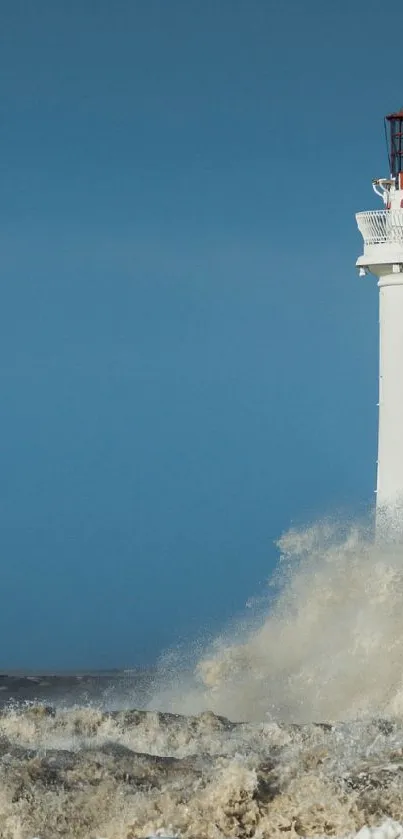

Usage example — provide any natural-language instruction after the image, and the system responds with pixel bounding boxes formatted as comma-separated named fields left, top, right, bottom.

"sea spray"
left=149, top=520, right=403, bottom=723
left=4, top=520, right=403, bottom=836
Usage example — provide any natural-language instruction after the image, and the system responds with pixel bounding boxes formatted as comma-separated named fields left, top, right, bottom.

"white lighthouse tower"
left=356, top=109, right=403, bottom=536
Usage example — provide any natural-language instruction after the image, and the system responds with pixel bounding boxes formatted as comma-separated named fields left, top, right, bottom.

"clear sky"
left=0, top=0, right=400, bottom=670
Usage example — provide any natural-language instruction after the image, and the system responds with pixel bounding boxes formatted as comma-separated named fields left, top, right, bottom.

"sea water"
left=4, top=520, right=403, bottom=838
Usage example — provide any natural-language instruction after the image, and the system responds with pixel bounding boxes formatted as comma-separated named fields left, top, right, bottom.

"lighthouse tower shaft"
left=356, top=110, right=403, bottom=534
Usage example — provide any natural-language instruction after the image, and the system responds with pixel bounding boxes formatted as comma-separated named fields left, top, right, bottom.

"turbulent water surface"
left=4, top=522, right=403, bottom=839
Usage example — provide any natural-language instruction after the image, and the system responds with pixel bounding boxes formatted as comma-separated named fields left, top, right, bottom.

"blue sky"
left=0, top=0, right=400, bottom=669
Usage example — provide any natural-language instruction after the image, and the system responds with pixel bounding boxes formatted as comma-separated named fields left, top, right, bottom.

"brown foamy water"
left=1, top=704, right=403, bottom=838
left=5, top=521, right=403, bottom=838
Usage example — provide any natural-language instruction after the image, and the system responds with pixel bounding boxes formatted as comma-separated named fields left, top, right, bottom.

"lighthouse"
left=356, top=110, right=403, bottom=536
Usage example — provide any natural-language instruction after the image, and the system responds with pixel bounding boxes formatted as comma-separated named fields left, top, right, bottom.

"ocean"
left=3, top=521, right=403, bottom=839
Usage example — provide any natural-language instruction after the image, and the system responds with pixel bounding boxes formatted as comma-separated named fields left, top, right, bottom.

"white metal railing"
left=356, top=209, right=403, bottom=245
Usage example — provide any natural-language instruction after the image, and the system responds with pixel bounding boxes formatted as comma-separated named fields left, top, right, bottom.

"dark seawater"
left=0, top=669, right=154, bottom=710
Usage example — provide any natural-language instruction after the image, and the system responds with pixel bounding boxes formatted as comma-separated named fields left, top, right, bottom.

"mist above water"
left=150, top=519, right=403, bottom=723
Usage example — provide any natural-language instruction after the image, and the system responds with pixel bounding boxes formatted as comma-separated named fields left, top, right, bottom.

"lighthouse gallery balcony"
left=356, top=209, right=403, bottom=245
